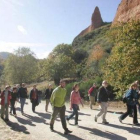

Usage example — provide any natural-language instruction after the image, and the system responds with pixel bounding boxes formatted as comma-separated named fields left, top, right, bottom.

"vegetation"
left=0, top=21, right=140, bottom=101
left=3, top=47, right=38, bottom=84
left=103, top=20, right=140, bottom=98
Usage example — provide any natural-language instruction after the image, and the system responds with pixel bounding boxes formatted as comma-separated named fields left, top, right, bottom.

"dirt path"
left=0, top=100, right=140, bottom=140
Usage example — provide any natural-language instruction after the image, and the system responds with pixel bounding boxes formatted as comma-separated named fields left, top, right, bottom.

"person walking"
left=50, top=80, right=72, bottom=135
left=95, top=80, right=109, bottom=124
left=18, top=83, right=28, bottom=114
left=10, top=87, right=18, bottom=116
left=66, top=84, right=84, bottom=126
left=30, top=85, right=39, bottom=113
left=0, top=85, right=11, bottom=121
left=45, top=84, right=53, bottom=112
left=88, top=83, right=97, bottom=109
left=119, top=83, right=139, bottom=125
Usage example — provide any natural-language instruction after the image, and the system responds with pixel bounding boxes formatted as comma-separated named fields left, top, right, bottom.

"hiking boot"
left=50, top=125, right=54, bottom=132
left=5, top=119, right=9, bottom=122
left=118, top=117, right=122, bottom=123
left=64, top=129, right=72, bottom=135
left=133, top=123, right=140, bottom=126
left=102, top=121, right=109, bottom=125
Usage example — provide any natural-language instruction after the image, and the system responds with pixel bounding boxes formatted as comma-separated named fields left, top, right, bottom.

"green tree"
left=4, top=47, right=38, bottom=84
left=39, top=44, right=76, bottom=85
left=103, top=20, right=140, bottom=98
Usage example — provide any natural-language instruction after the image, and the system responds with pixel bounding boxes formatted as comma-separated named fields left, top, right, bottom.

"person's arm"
left=70, top=91, right=74, bottom=110
left=29, top=90, right=32, bottom=100
left=97, top=88, right=102, bottom=103
left=78, top=92, right=84, bottom=107
left=50, top=89, right=57, bottom=106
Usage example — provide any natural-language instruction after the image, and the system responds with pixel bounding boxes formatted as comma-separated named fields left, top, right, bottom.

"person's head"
left=60, top=80, right=66, bottom=88
left=33, top=85, right=36, bottom=89
left=130, top=83, right=137, bottom=90
left=16, top=84, right=20, bottom=88
left=13, top=87, right=17, bottom=93
left=73, top=84, right=79, bottom=92
left=48, top=84, right=52, bottom=89
left=102, top=80, right=108, bottom=88
left=93, top=83, right=96, bottom=88
left=135, top=80, right=139, bottom=86
left=22, top=83, right=25, bottom=87
left=5, top=85, right=10, bottom=90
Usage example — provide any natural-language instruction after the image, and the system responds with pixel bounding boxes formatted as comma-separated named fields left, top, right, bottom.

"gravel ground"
left=0, top=100, right=140, bottom=140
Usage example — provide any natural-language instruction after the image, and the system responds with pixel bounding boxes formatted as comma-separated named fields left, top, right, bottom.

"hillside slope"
left=72, top=24, right=113, bottom=53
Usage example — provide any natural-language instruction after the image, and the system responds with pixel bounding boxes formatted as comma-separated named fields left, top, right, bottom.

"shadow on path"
left=6, top=121, right=30, bottom=134
left=106, top=123, right=140, bottom=135
left=66, top=110, right=91, bottom=116
left=52, top=130, right=84, bottom=140
left=16, top=116, right=36, bottom=126
left=35, top=112, right=51, bottom=120
left=79, top=126, right=127, bottom=140
left=22, top=113, right=48, bottom=125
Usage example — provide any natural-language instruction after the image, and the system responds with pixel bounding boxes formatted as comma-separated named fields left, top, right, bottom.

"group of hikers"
left=0, top=79, right=140, bottom=135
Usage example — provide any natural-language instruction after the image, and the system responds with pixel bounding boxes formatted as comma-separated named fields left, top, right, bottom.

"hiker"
left=119, top=83, right=139, bottom=125
left=88, top=83, right=97, bottom=109
left=44, top=84, right=53, bottom=112
left=10, top=87, right=18, bottom=116
left=0, top=85, right=11, bottom=121
left=95, top=80, right=109, bottom=124
left=50, top=80, right=72, bottom=135
left=18, top=83, right=28, bottom=114
left=66, top=84, right=84, bottom=126
left=135, top=80, right=140, bottom=114
left=30, top=85, right=39, bottom=113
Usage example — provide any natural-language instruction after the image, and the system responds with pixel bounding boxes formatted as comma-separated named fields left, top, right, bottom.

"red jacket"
left=88, top=87, right=94, bottom=95
left=0, top=90, right=11, bottom=105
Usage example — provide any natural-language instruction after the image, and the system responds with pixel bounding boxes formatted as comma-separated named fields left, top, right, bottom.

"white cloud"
left=0, top=41, right=54, bottom=59
left=17, top=25, right=27, bottom=35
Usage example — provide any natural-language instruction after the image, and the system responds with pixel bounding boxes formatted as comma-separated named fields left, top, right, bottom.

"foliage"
left=40, top=44, right=77, bottom=85
left=103, top=20, right=140, bottom=98
left=4, top=47, right=38, bottom=84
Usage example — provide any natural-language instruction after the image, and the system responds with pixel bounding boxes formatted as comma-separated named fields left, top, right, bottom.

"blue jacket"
left=125, top=89, right=139, bottom=106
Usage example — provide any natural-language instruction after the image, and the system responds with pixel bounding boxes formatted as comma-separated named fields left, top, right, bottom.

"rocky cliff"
left=113, top=0, right=140, bottom=25
left=78, top=6, right=103, bottom=37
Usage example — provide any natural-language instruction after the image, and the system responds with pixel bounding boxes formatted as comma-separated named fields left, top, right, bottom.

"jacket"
left=50, top=86, right=66, bottom=107
left=18, top=87, right=28, bottom=98
left=45, top=88, right=53, bottom=99
left=11, top=92, right=18, bottom=101
left=88, top=87, right=97, bottom=97
left=30, top=89, right=38, bottom=100
left=0, top=90, right=11, bottom=105
left=97, top=86, right=109, bottom=103
left=70, top=91, right=82, bottom=108
left=125, top=89, right=139, bottom=106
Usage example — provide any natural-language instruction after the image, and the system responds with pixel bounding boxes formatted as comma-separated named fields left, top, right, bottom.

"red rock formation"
left=78, top=7, right=103, bottom=37
left=113, top=0, right=140, bottom=25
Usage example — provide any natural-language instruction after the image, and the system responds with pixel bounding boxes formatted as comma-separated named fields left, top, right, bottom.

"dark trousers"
left=120, top=104, right=138, bottom=124
left=10, top=100, right=16, bottom=115
left=50, top=105, right=67, bottom=131
left=67, top=104, right=79, bottom=124
left=32, top=99, right=37, bottom=112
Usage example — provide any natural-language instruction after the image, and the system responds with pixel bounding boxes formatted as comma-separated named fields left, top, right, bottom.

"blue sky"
left=0, top=0, right=121, bottom=59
